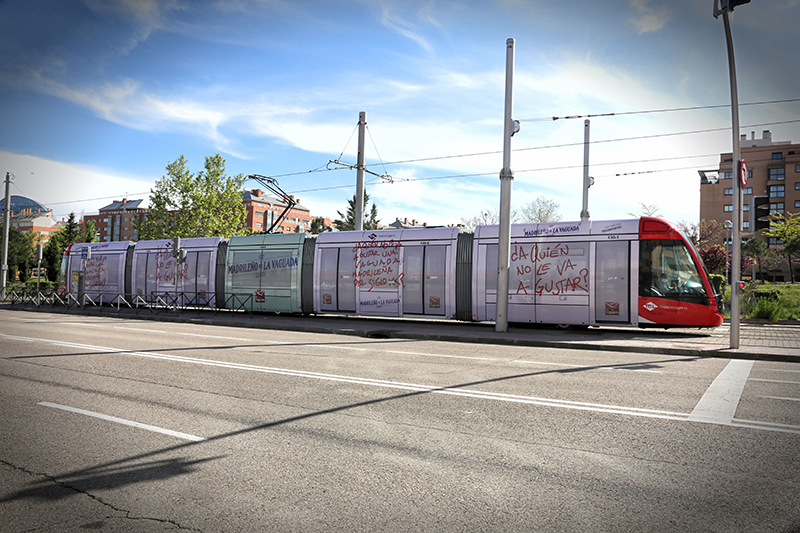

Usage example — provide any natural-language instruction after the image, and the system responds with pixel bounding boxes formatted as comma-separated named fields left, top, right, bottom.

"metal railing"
left=1, top=289, right=257, bottom=316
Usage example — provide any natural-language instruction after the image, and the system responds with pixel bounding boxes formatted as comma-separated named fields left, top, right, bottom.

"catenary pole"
left=1, top=172, right=11, bottom=298
left=496, top=38, right=516, bottom=333
left=355, top=111, right=366, bottom=231
left=580, top=119, right=590, bottom=221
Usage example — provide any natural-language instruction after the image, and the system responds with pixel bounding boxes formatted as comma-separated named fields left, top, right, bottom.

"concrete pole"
left=722, top=8, right=741, bottom=349
left=496, top=38, right=516, bottom=333
left=580, top=119, right=590, bottom=221
left=355, top=111, right=366, bottom=231
left=1, top=172, right=11, bottom=298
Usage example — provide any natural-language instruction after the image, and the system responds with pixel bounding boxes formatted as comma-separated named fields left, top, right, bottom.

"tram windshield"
left=639, top=240, right=710, bottom=305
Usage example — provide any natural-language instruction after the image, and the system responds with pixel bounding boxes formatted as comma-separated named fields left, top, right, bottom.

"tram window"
left=639, top=240, right=709, bottom=305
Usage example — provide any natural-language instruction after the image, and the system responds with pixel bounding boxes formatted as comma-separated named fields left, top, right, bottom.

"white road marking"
left=38, top=402, right=205, bottom=442
left=689, top=359, right=754, bottom=424
left=113, top=326, right=169, bottom=333
left=758, top=396, right=800, bottom=402
left=387, top=350, right=496, bottom=361
left=750, top=378, right=800, bottom=385
left=7, top=334, right=798, bottom=435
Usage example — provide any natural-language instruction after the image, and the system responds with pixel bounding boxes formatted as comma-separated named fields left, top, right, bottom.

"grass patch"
left=728, top=282, right=800, bottom=320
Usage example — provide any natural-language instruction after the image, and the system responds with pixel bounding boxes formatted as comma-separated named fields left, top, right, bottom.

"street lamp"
left=723, top=219, right=733, bottom=284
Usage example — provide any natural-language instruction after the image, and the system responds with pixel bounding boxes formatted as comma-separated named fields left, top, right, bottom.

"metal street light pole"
left=1, top=172, right=11, bottom=299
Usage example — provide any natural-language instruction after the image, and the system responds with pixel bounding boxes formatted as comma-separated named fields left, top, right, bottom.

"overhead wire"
left=519, top=97, right=800, bottom=122
left=40, top=101, right=800, bottom=209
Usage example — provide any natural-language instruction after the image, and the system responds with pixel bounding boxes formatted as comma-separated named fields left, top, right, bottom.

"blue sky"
left=1, top=0, right=799, bottom=227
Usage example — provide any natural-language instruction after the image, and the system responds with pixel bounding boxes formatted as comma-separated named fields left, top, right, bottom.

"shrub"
left=708, top=274, right=725, bottom=296
left=750, top=298, right=782, bottom=320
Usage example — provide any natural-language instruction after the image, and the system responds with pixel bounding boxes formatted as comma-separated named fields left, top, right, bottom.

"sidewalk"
left=4, top=303, right=799, bottom=363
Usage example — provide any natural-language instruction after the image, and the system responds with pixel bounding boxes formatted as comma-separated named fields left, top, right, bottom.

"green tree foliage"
left=1, top=225, right=34, bottom=283
left=333, top=192, right=380, bottom=231
left=765, top=212, right=800, bottom=283
left=742, top=237, right=767, bottom=280
left=41, top=213, right=96, bottom=283
left=310, top=217, right=331, bottom=234
left=519, top=196, right=563, bottom=223
left=136, top=154, right=247, bottom=240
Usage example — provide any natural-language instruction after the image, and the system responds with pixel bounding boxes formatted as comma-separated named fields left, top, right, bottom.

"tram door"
left=402, top=245, right=447, bottom=316
left=318, top=247, right=356, bottom=312
left=595, top=240, right=630, bottom=322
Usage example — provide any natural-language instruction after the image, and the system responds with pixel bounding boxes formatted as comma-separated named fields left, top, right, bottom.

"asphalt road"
left=1, top=309, right=799, bottom=532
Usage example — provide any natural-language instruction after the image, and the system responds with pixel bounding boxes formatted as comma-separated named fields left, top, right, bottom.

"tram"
left=59, top=217, right=723, bottom=328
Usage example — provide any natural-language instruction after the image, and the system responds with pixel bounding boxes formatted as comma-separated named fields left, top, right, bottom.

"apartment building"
left=242, top=189, right=314, bottom=234
left=83, top=198, right=148, bottom=242
left=699, top=130, right=800, bottom=280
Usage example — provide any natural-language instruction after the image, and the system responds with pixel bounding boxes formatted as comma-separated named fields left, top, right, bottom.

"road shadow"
left=1, top=456, right=220, bottom=503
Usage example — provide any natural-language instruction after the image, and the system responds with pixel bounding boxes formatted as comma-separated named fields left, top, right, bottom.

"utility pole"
left=496, top=38, right=518, bottom=333
left=715, top=0, right=749, bottom=349
left=580, top=119, right=591, bottom=221
left=1, top=172, right=11, bottom=299
left=355, top=111, right=366, bottom=231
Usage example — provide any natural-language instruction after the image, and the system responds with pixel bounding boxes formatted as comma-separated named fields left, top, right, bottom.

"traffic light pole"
left=719, top=3, right=742, bottom=349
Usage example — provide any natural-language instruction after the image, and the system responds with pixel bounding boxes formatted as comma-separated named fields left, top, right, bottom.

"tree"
left=519, top=196, right=563, bottom=223
left=785, top=235, right=800, bottom=283
left=700, top=245, right=728, bottom=274
left=136, top=154, right=247, bottom=240
left=765, top=212, right=800, bottom=283
left=628, top=202, right=662, bottom=218
left=310, top=217, right=331, bottom=234
left=460, top=208, right=519, bottom=231
left=0, top=225, right=34, bottom=283
left=333, top=192, right=380, bottom=231
left=742, top=237, right=767, bottom=280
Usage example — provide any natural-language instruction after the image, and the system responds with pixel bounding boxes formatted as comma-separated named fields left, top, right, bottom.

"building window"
left=743, top=187, right=752, bottom=195
left=772, top=152, right=783, bottom=159
left=795, top=182, right=800, bottom=190
left=724, top=158, right=732, bottom=163
left=770, top=202, right=785, bottom=214
left=795, top=164, right=800, bottom=173
left=743, top=221, right=749, bottom=230
left=724, top=188, right=733, bottom=196
left=723, top=205, right=733, bottom=212
left=723, top=171, right=732, bottom=180
left=743, top=204, right=749, bottom=212
left=256, top=222, right=262, bottom=228
left=256, top=211, right=264, bottom=217
left=796, top=200, right=800, bottom=208
left=768, top=168, right=785, bottom=181
left=768, top=185, right=785, bottom=198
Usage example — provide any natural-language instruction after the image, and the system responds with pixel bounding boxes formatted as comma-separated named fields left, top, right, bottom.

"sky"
left=1, top=0, right=799, bottom=228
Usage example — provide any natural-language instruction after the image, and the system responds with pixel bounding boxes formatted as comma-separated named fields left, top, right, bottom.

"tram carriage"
left=59, top=217, right=723, bottom=328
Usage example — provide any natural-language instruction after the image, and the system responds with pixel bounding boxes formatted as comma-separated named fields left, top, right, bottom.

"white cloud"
left=0, top=151, right=154, bottom=219
left=628, top=0, right=670, bottom=34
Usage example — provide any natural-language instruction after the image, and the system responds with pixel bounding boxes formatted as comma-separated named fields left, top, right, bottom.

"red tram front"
left=637, top=217, right=723, bottom=327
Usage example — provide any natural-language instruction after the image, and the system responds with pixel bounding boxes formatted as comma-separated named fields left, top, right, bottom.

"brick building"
left=83, top=198, right=148, bottom=242
left=241, top=189, right=314, bottom=234
left=699, top=130, right=800, bottom=280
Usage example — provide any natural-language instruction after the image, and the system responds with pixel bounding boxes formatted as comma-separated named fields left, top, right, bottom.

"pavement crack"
left=0, top=459, right=202, bottom=532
